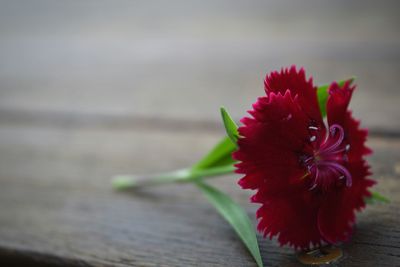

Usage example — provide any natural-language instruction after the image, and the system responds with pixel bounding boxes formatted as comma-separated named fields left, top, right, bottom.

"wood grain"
left=0, top=0, right=400, bottom=266
left=0, top=123, right=399, bottom=267
left=0, top=0, right=399, bottom=132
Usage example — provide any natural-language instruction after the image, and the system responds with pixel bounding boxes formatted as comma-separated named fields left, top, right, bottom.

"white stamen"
left=339, top=175, right=345, bottom=180
left=345, top=144, right=351, bottom=151
left=308, top=126, right=318, bottom=130
left=310, top=136, right=317, bottom=142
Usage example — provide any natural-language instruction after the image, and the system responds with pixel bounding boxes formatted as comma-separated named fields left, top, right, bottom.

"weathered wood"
left=0, top=122, right=399, bottom=267
left=1, top=0, right=400, bottom=266
left=0, top=0, right=399, bottom=132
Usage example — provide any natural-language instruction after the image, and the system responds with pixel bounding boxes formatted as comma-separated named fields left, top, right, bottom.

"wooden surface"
left=0, top=1, right=399, bottom=266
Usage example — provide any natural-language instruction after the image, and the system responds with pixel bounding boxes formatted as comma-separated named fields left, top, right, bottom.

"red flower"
left=233, top=66, right=375, bottom=250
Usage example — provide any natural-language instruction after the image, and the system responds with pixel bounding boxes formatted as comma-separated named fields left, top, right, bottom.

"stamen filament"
left=303, top=123, right=352, bottom=190
left=321, top=124, right=345, bottom=154
left=318, top=161, right=352, bottom=187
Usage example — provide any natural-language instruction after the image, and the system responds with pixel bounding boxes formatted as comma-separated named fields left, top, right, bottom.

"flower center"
left=303, top=124, right=352, bottom=191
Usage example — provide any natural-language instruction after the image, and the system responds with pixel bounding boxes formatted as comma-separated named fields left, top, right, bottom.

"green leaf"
left=191, top=107, right=239, bottom=171
left=317, top=77, right=355, bottom=118
left=191, top=164, right=235, bottom=178
left=112, top=132, right=239, bottom=190
left=220, top=107, right=240, bottom=145
left=365, top=191, right=390, bottom=204
left=196, top=181, right=263, bottom=267
left=112, top=165, right=235, bottom=190
left=114, top=107, right=240, bottom=188
left=192, top=136, right=237, bottom=170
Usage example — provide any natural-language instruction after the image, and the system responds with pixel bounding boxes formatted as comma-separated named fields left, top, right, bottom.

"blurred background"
left=1, top=0, right=399, bottom=132
left=1, top=1, right=400, bottom=266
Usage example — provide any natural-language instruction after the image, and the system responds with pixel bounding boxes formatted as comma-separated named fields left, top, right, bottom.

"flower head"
left=233, top=66, right=375, bottom=250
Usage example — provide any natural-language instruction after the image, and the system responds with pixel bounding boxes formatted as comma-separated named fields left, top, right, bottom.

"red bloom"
left=233, top=66, right=375, bottom=250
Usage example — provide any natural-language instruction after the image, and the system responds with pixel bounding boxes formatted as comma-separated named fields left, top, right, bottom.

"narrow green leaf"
left=365, top=191, right=390, bottom=204
left=317, top=77, right=355, bottom=118
left=191, top=107, right=239, bottom=171
left=196, top=181, right=263, bottom=267
left=220, top=107, right=240, bottom=145
left=112, top=165, right=236, bottom=190
left=191, top=164, right=235, bottom=178
left=192, top=136, right=237, bottom=170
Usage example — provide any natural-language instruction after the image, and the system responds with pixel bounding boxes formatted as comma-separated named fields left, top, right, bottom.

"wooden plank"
left=0, top=1, right=399, bottom=266
left=0, top=0, right=399, bottom=132
left=0, top=123, right=399, bottom=266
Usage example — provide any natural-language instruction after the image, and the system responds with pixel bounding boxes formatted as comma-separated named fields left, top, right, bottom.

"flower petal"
left=344, top=111, right=372, bottom=162
left=264, top=65, right=323, bottom=128
left=234, top=90, right=311, bottom=190
left=237, top=67, right=375, bottom=250
left=317, top=161, right=375, bottom=244
left=234, top=90, right=324, bottom=249
left=327, top=81, right=354, bottom=127
left=327, top=82, right=371, bottom=162
left=256, top=191, right=322, bottom=250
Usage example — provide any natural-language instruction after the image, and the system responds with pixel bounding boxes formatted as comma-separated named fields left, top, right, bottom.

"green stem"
left=192, top=164, right=235, bottom=178
left=112, top=164, right=235, bottom=190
